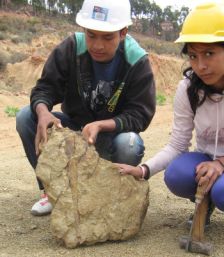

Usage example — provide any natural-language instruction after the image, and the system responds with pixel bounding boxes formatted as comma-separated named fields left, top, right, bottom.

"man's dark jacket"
left=31, top=33, right=156, bottom=133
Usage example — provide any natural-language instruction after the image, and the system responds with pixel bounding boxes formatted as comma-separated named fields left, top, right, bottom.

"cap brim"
left=76, top=15, right=132, bottom=32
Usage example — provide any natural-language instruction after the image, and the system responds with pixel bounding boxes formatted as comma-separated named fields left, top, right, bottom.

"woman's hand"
left=115, top=163, right=143, bottom=180
left=195, top=160, right=224, bottom=193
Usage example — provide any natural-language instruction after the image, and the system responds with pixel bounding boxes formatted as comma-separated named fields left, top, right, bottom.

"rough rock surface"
left=36, top=128, right=149, bottom=248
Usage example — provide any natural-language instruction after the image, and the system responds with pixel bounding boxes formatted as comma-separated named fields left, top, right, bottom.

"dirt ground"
left=0, top=92, right=223, bottom=257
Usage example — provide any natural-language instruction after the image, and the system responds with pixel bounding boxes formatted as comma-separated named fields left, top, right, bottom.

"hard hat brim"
left=175, top=34, right=224, bottom=43
left=76, top=14, right=132, bottom=32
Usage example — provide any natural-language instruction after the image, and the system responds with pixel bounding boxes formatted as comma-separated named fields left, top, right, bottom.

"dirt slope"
left=2, top=52, right=184, bottom=95
left=0, top=10, right=184, bottom=96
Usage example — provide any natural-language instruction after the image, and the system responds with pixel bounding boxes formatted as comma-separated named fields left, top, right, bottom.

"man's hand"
left=195, top=160, right=224, bottom=193
left=35, top=103, right=62, bottom=155
left=82, top=119, right=116, bottom=145
left=82, top=121, right=101, bottom=144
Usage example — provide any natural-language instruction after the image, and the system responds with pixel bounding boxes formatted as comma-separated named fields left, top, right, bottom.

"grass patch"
left=156, top=94, right=166, bottom=105
left=4, top=106, right=20, bottom=117
left=9, top=51, right=28, bottom=64
left=0, top=50, right=9, bottom=70
left=0, top=49, right=28, bottom=70
left=130, top=31, right=182, bottom=57
left=0, top=16, right=39, bottom=43
left=0, top=31, right=7, bottom=40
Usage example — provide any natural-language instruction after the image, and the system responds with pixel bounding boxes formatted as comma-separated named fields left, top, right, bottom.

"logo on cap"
left=92, top=6, right=109, bottom=22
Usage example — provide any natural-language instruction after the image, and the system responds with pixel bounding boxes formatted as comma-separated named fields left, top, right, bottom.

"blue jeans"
left=164, top=152, right=224, bottom=212
left=16, top=106, right=145, bottom=190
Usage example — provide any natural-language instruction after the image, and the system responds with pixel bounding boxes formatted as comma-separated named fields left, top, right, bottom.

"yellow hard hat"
left=175, top=2, right=224, bottom=43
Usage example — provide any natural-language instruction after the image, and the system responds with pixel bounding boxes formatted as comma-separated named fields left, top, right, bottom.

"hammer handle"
left=191, top=182, right=209, bottom=241
left=195, top=182, right=208, bottom=204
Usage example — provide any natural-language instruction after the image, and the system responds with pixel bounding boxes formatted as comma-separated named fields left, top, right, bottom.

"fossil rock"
left=36, top=127, right=149, bottom=248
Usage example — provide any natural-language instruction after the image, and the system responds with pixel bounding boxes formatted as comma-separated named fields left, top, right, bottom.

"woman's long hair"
left=182, top=42, right=224, bottom=114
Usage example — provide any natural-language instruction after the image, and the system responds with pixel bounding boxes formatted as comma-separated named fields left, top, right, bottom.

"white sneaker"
left=31, top=194, right=52, bottom=216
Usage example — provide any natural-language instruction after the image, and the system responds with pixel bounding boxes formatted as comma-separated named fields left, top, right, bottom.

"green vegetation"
left=0, top=0, right=187, bottom=57
left=156, top=94, right=166, bottom=105
left=0, top=13, right=182, bottom=58
left=0, top=14, right=73, bottom=70
left=0, top=16, right=38, bottom=43
left=0, top=50, right=9, bottom=70
left=134, top=34, right=182, bottom=56
left=0, top=14, right=73, bottom=43
left=0, top=49, right=28, bottom=71
left=4, top=106, right=20, bottom=117
left=0, top=0, right=190, bottom=42
left=0, top=31, right=7, bottom=40
left=130, top=1, right=190, bottom=42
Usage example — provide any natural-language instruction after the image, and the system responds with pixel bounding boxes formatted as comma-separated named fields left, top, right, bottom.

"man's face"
left=85, top=28, right=127, bottom=63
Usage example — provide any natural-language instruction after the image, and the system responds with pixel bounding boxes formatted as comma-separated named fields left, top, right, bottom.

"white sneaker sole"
left=31, top=209, right=52, bottom=216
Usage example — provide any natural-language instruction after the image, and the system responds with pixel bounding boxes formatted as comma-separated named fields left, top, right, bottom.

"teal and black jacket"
left=31, top=33, right=156, bottom=133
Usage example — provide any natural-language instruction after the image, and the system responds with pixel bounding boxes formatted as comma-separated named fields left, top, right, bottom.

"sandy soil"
left=0, top=93, right=223, bottom=257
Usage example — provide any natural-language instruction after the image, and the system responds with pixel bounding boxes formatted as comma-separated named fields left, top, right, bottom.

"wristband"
left=138, top=165, right=150, bottom=180
left=142, top=164, right=150, bottom=180
left=138, top=165, right=145, bottom=180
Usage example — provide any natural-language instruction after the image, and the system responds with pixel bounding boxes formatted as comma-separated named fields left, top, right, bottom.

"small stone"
left=30, top=225, right=38, bottom=230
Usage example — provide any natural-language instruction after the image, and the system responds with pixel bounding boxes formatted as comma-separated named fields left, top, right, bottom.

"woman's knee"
left=164, top=152, right=211, bottom=199
left=211, top=176, right=224, bottom=211
left=111, top=132, right=145, bottom=165
left=164, top=159, right=192, bottom=198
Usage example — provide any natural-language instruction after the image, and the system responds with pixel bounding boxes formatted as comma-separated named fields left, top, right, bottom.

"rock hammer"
left=179, top=182, right=213, bottom=255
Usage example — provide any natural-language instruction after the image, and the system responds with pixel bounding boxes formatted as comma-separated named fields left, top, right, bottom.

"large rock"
left=36, top=128, right=149, bottom=248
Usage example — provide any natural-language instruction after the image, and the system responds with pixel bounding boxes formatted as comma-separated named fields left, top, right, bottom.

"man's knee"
left=111, top=132, right=144, bottom=165
left=16, top=105, right=34, bottom=134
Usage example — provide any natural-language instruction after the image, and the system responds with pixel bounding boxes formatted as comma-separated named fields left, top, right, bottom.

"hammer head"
left=179, top=235, right=213, bottom=256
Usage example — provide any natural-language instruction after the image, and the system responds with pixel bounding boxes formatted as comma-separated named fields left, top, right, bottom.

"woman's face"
left=187, top=43, right=224, bottom=90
